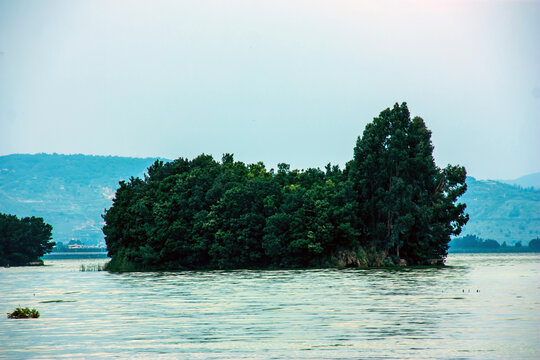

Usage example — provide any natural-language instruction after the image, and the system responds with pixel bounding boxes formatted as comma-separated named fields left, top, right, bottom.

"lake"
left=1, top=253, right=539, bottom=359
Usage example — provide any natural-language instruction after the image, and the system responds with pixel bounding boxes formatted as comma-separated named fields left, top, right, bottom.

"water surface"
left=1, top=254, right=539, bottom=359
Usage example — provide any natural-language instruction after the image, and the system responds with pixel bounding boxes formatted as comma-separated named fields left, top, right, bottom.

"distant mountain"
left=499, top=172, right=540, bottom=190
left=0, top=154, right=160, bottom=245
left=459, top=177, right=540, bottom=244
left=1, top=154, right=539, bottom=246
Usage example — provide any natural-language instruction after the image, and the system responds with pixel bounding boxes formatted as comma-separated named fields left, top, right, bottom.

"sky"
left=0, top=0, right=539, bottom=180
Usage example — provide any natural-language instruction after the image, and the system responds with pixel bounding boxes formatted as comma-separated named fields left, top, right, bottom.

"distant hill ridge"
left=0, top=153, right=161, bottom=245
left=460, top=176, right=540, bottom=243
left=498, top=172, right=540, bottom=190
left=1, top=153, right=538, bottom=245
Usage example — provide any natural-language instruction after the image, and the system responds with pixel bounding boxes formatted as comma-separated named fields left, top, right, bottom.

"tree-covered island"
left=103, top=103, right=469, bottom=271
left=0, top=213, right=55, bottom=266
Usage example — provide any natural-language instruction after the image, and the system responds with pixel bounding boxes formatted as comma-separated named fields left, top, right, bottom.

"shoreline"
left=448, top=248, right=540, bottom=254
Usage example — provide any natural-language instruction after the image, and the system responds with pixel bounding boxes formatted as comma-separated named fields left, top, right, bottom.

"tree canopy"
left=0, top=213, right=55, bottom=266
left=103, top=103, right=468, bottom=271
left=350, top=103, right=468, bottom=263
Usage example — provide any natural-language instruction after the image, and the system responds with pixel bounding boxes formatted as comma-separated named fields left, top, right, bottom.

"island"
left=0, top=213, right=55, bottom=266
left=103, top=103, right=469, bottom=271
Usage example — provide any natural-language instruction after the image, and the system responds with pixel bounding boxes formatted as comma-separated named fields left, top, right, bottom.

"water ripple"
left=1, top=254, right=539, bottom=359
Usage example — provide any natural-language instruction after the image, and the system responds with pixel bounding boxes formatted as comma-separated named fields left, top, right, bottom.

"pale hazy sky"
left=1, top=0, right=539, bottom=180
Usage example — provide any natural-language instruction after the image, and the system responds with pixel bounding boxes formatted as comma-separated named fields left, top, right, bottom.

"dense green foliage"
left=103, top=103, right=469, bottom=270
left=349, top=103, right=468, bottom=264
left=2, top=155, right=537, bottom=248
left=0, top=213, right=55, bottom=266
left=7, top=307, right=40, bottom=319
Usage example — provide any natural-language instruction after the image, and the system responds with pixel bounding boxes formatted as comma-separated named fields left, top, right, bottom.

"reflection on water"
left=1, top=254, right=539, bottom=359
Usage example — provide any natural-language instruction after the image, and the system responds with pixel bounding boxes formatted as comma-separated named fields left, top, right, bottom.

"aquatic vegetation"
left=7, top=307, right=40, bottom=319
left=80, top=263, right=105, bottom=271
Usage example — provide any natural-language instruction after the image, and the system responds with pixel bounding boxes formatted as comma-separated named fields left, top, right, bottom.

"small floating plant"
left=7, top=307, right=40, bottom=319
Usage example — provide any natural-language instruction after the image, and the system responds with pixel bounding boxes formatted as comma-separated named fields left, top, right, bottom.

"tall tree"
left=0, top=213, right=55, bottom=266
left=350, top=103, right=468, bottom=264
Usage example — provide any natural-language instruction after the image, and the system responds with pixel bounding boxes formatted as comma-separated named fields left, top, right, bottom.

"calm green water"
left=1, top=253, right=539, bottom=359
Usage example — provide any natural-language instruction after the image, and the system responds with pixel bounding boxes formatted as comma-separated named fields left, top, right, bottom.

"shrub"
left=7, top=307, right=40, bottom=319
